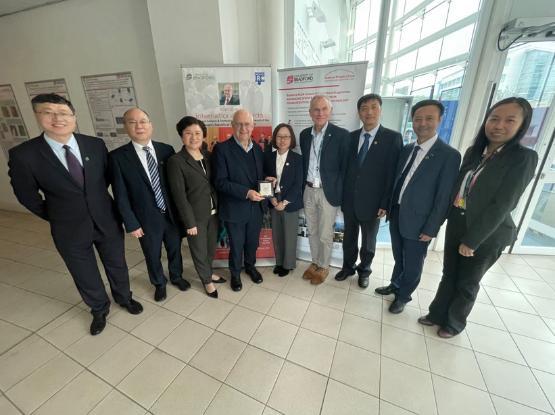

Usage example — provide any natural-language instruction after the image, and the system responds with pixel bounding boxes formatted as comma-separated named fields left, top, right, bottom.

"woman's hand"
left=270, top=197, right=278, bottom=207
left=275, top=202, right=286, bottom=211
left=187, top=227, right=198, bottom=236
left=458, top=243, right=474, bottom=257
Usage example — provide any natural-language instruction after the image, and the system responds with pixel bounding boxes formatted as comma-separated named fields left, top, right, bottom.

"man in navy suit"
left=213, top=109, right=265, bottom=291
left=110, top=108, right=190, bottom=302
left=375, top=100, right=461, bottom=314
left=337, top=94, right=403, bottom=288
left=8, top=94, right=143, bottom=336
left=300, top=95, right=350, bottom=284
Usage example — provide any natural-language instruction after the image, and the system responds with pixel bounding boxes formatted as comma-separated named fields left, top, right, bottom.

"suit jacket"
left=263, top=150, right=304, bottom=212
left=342, top=126, right=403, bottom=220
left=299, top=122, right=350, bottom=206
left=454, top=144, right=538, bottom=250
left=391, top=138, right=461, bottom=240
left=8, top=133, right=122, bottom=243
left=109, top=140, right=176, bottom=234
left=166, top=148, right=218, bottom=230
left=213, top=137, right=264, bottom=223
left=220, top=95, right=240, bottom=105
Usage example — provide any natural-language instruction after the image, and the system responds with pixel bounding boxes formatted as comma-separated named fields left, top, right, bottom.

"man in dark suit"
left=300, top=95, right=350, bottom=284
left=375, top=100, right=461, bottom=314
left=213, top=109, right=265, bottom=291
left=8, top=94, right=143, bottom=336
left=110, top=108, right=190, bottom=302
left=220, top=84, right=240, bottom=106
left=337, top=94, right=403, bottom=288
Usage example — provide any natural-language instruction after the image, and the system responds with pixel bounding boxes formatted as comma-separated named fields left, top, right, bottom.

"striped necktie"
left=143, top=147, right=166, bottom=211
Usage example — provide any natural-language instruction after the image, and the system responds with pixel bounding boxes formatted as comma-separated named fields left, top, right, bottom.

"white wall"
left=0, top=0, right=166, bottom=211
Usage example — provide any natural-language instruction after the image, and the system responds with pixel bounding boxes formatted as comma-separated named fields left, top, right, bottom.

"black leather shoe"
left=278, top=268, right=289, bottom=277
left=212, top=276, right=227, bottom=284
left=121, top=298, right=143, bottom=314
left=438, top=326, right=458, bottom=338
left=204, top=284, right=218, bottom=299
left=90, top=311, right=108, bottom=336
left=273, top=265, right=283, bottom=274
left=154, top=285, right=167, bottom=302
left=246, top=267, right=263, bottom=284
left=418, top=315, right=435, bottom=326
left=389, top=299, right=406, bottom=314
left=335, top=269, right=355, bottom=281
left=171, top=278, right=191, bottom=291
left=231, top=276, right=243, bottom=292
left=358, top=276, right=369, bottom=288
left=375, top=284, right=397, bottom=295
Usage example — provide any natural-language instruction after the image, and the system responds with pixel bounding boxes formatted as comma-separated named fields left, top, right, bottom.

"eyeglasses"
left=35, top=110, right=74, bottom=120
left=276, top=135, right=292, bottom=139
left=233, top=123, right=253, bottom=128
left=125, top=120, right=150, bottom=127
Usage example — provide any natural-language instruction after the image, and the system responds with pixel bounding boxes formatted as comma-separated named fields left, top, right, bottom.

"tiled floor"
left=0, top=209, right=554, bottom=415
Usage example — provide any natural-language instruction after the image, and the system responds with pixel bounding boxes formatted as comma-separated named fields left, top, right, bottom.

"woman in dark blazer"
left=167, top=116, right=225, bottom=298
left=264, top=123, right=304, bottom=276
left=419, top=97, right=538, bottom=338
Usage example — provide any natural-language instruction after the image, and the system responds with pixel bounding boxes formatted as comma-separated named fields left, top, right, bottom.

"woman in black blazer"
left=167, top=116, right=225, bottom=298
left=264, top=123, right=304, bottom=276
left=419, top=97, right=538, bottom=338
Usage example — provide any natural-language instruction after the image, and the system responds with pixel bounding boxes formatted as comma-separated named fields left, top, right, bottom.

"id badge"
left=312, top=177, right=321, bottom=188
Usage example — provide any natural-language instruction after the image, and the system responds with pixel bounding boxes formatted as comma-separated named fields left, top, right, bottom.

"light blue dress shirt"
left=44, top=133, right=83, bottom=170
left=306, top=122, right=328, bottom=183
left=233, top=136, right=254, bottom=152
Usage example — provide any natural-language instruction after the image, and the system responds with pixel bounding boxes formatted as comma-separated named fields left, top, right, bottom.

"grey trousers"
left=303, top=186, right=339, bottom=268
left=187, top=214, right=218, bottom=284
left=271, top=208, right=299, bottom=270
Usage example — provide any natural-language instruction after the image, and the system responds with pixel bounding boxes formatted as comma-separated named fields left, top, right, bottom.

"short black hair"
left=31, top=93, right=75, bottom=114
left=357, top=93, right=382, bottom=110
left=411, top=99, right=444, bottom=118
left=176, top=115, right=207, bottom=138
left=271, top=123, right=297, bottom=150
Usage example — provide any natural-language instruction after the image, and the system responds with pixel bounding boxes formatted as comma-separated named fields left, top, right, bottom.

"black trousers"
left=54, top=222, right=131, bottom=315
left=389, top=205, right=430, bottom=303
left=139, top=211, right=183, bottom=287
left=428, top=208, right=504, bottom=333
left=188, top=214, right=218, bottom=284
left=225, top=206, right=262, bottom=277
left=342, top=212, right=380, bottom=277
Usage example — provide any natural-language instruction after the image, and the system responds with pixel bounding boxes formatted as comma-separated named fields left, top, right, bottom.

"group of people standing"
left=8, top=92, right=537, bottom=339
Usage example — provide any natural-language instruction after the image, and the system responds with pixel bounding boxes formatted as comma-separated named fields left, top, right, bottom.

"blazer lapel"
left=320, top=124, right=333, bottom=155
left=182, top=149, right=209, bottom=182
left=124, top=142, right=151, bottom=188
left=409, top=139, right=442, bottom=184
left=38, top=135, right=82, bottom=189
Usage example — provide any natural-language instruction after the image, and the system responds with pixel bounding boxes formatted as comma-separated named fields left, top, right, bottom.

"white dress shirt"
left=307, top=122, right=328, bottom=185
left=44, top=133, right=83, bottom=169
left=132, top=140, right=157, bottom=183
left=398, top=134, right=438, bottom=203
left=275, top=150, right=288, bottom=193
left=357, top=124, right=380, bottom=152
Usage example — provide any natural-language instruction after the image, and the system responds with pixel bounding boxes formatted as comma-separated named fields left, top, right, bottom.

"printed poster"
left=277, top=62, right=367, bottom=266
left=0, top=84, right=29, bottom=159
left=182, top=65, right=274, bottom=264
left=81, top=72, right=138, bottom=151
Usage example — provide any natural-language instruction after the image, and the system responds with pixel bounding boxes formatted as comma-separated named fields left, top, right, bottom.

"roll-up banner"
left=277, top=61, right=368, bottom=266
left=182, top=65, right=274, bottom=265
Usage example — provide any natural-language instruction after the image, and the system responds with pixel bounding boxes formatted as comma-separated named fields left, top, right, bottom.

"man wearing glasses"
left=109, top=108, right=189, bottom=302
left=8, top=93, right=143, bottom=336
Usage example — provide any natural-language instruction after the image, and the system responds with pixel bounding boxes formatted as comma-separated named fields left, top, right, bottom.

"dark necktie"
left=63, top=145, right=84, bottom=188
left=357, top=133, right=371, bottom=167
left=143, top=147, right=166, bottom=211
left=392, top=145, right=421, bottom=204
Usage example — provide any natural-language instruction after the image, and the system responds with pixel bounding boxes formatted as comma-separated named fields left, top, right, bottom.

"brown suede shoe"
left=303, top=263, right=318, bottom=280
left=310, top=267, right=329, bottom=285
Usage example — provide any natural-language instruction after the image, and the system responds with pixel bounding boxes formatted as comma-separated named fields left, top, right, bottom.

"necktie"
left=392, top=145, right=421, bottom=204
left=63, top=145, right=84, bottom=188
left=143, top=147, right=166, bottom=211
left=357, top=133, right=371, bottom=167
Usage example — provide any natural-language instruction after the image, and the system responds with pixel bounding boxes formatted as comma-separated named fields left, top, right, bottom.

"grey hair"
left=309, top=95, right=333, bottom=110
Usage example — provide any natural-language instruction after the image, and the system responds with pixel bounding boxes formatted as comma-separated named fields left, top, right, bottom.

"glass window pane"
left=411, top=86, right=433, bottom=102
left=368, top=0, right=381, bottom=35
left=396, top=50, right=418, bottom=76
left=404, top=0, right=425, bottom=14
left=394, top=0, right=406, bottom=20
left=447, top=0, right=481, bottom=26
left=440, top=24, right=475, bottom=60
left=352, top=47, right=366, bottom=62
left=416, top=39, right=442, bottom=69
left=354, top=0, right=370, bottom=43
left=389, top=27, right=402, bottom=53
left=399, top=17, right=423, bottom=50
left=413, top=72, right=436, bottom=90
left=393, top=79, right=412, bottom=95
left=366, top=41, right=376, bottom=63
left=421, top=2, right=449, bottom=39
left=366, top=66, right=374, bottom=87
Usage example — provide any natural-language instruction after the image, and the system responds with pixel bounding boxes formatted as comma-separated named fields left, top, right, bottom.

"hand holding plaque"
left=258, top=180, right=274, bottom=198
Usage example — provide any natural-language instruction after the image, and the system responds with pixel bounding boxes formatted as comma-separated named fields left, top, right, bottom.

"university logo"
left=286, top=73, right=314, bottom=85
left=254, top=72, right=265, bottom=85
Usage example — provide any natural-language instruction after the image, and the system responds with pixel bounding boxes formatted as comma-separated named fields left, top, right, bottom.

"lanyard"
left=462, top=150, right=498, bottom=200
left=311, top=134, right=323, bottom=172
